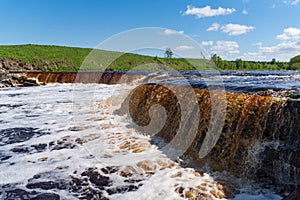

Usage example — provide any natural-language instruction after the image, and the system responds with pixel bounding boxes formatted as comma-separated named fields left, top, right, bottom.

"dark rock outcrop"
left=0, top=58, right=68, bottom=72
left=31, top=193, right=60, bottom=200
left=0, top=74, right=40, bottom=87
left=0, top=58, right=33, bottom=72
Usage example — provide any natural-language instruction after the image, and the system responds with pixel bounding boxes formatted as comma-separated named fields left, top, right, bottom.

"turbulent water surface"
left=1, top=70, right=299, bottom=200
left=182, top=70, right=300, bottom=93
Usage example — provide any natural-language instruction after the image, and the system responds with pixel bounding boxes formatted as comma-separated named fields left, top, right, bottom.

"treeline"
left=290, top=55, right=300, bottom=69
left=211, top=54, right=298, bottom=70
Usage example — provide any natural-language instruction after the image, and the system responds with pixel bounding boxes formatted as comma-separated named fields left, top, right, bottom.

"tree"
left=165, top=48, right=173, bottom=62
left=235, top=59, right=243, bottom=69
left=270, top=58, right=276, bottom=65
left=211, top=54, right=218, bottom=64
left=211, top=54, right=224, bottom=69
left=164, top=48, right=173, bottom=64
left=290, top=55, right=300, bottom=70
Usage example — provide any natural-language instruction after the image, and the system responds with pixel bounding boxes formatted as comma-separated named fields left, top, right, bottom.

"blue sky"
left=0, top=0, right=299, bottom=61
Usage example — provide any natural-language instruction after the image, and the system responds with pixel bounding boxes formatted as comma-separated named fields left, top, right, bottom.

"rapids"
left=0, top=83, right=285, bottom=199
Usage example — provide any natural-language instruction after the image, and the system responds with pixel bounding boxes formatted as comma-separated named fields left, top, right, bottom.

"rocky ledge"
left=0, top=74, right=41, bottom=87
left=117, top=83, right=300, bottom=196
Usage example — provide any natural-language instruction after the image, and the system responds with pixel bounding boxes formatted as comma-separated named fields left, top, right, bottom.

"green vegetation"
left=211, top=54, right=292, bottom=70
left=290, top=55, right=300, bottom=70
left=0, top=44, right=92, bottom=71
left=0, top=44, right=208, bottom=71
left=0, top=44, right=298, bottom=72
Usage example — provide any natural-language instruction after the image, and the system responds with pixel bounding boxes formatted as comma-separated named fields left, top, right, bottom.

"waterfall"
left=118, top=83, right=300, bottom=192
left=25, top=71, right=300, bottom=193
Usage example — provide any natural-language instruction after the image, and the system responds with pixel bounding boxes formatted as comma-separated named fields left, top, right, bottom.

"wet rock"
left=70, top=167, right=144, bottom=199
left=0, top=127, right=38, bottom=146
left=4, top=188, right=37, bottom=199
left=120, top=166, right=138, bottom=178
left=81, top=168, right=111, bottom=187
left=106, top=185, right=140, bottom=195
left=0, top=153, right=12, bottom=161
left=10, top=146, right=31, bottom=153
left=26, top=181, right=61, bottom=190
left=70, top=170, right=110, bottom=200
left=31, top=143, right=48, bottom=152
left=49, top=138, right=76, bottom=151
left=32, top=193, right=60, bottom=200
left=288, top=90, right=300, bottom=99
left=77, top=191, right=108, bottom=200
left=33, top=174, right=41, bottom=179
left=75, top=137, right=84, bottom=144
left=137, top=160, right=157, bottom=172
left=101, top=166, right=119, bottom=174
left=0, top=74, right=40, bottom=87
left=284, top=188, right=300, bottom=200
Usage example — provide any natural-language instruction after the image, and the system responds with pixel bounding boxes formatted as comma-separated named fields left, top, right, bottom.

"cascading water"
left=1, top=70, right=299, bottom=199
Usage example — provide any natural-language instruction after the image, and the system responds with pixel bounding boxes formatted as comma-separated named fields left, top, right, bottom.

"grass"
left=0, top=44, right=92, bottom=71
left=0, top=44, right=216, bottom=72
left=3, top=44, right=295, bottom=71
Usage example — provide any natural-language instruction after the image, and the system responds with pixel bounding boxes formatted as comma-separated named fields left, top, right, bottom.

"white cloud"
left=242, top=9, right=248, bottom=15
left=240, top=52, right=267, bottom=61
left=211, top=41, right=240, bottom=59
left=242, top=42, right=300, bottom=61
left=201, top=41, right=214, bottom=46
left=207, top=23, right=220, bottom=31
left=183, top=5, right=236, bottom=18
left=283, top=0, right=299, bottom=5
left=221, top=23, right=255, bottom=36
left=272, top=0, right=299, bottom=8
left=241, top=28, right=300, bottom=61
left=277, top=27, right=300, bottom=41
left=163, top=29, right=184, bottom=36
left=174, top=45, right=195, bottom=51
left=252, top=42, right=263, bottom=46
left=259, top=42, right=300, bottom=54
left=256, top=41, right=300, bottom=61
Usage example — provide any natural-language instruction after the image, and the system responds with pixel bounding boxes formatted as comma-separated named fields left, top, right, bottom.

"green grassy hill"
left=0, top=44, right=296, bottom=72
left=0, top=44, right=212, bottom=72
left=0, top=44, right=96, bottom=71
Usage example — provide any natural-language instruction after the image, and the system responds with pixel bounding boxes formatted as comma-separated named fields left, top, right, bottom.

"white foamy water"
left=0, top=84, right=282, bottom=199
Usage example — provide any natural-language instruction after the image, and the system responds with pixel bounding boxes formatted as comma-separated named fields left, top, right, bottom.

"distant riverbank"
left=1, top=44, right=299, bottom=72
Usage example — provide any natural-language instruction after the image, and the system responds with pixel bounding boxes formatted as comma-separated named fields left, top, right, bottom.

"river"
left=1, top=70, right=299, bottom=199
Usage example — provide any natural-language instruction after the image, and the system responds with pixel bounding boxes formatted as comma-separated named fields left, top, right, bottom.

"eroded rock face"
left=0, top=58, right=67, bottom=72
left=118, top=84, right=300, bottom=191
left=0, top=58, right=33, bottom=72
left=0, top=74, right=40, bottom=87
